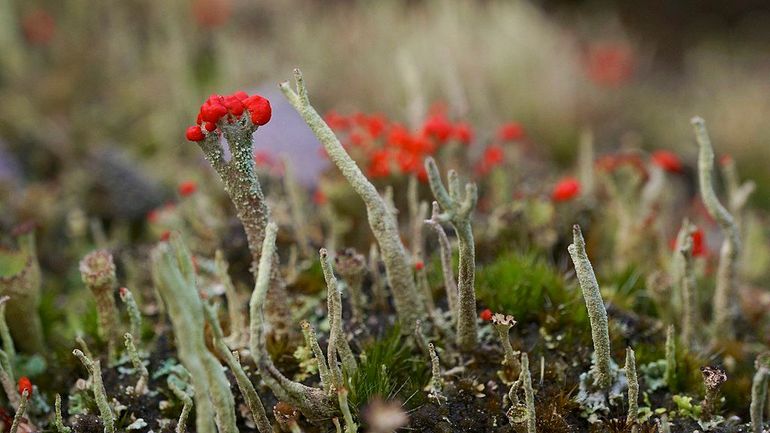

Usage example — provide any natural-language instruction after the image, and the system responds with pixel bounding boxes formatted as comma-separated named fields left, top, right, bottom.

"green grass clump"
left=475, top=251, right=572, bottom=321
left=348, top=324, right=430, bottom=412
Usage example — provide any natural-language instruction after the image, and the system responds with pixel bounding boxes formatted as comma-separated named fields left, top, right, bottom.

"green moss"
left=348, top=324, right=429, bottom=412
left=475, top=251, right=573, bottom=321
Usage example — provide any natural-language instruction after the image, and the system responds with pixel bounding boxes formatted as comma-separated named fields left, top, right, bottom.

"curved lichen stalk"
left=424, top=157, right=478, bottom=350
left=249, top=223, right=336, bottom=419
left=424, top=201, right=459, bottom=318
left=691, top=117, right=742, bottom=342
left=280, top=68, right=422, bottom=328
left=568, top=225, right=612, bottom=389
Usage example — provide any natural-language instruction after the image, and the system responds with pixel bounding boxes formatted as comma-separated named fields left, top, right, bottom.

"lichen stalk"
left=214, top=250, right=246, bottom=347
left=301, top=320, right=332, bottom=394
left=119, top=287, right=142, bottom=344
left=567, top=224, right=612, bottom=389
left=492, top=314, right=520, bottom=374
left=249, top=223, right=336, bottom=419
left=79, top=250, right=120, bottom=363
left=520, top=353, right=537, bottom=433
left=425, top=157, right=478, bottom=350
left=321, top=248, right=357, bottom=378
left=334, top=248, right=367, bottom=324
left=427, top=343, right=445, bottom=403
left=751, top=353, right=770, bottom=433
left=625, top=347, right=638, bottom=430
left=664, top=325, right=676, bottom=390
left=0, top=297, right=16, bottom=360
left=368, top=244, right=387, bottom=309
left=72, top=349, right=115, bottom=433
left=124, top=333, right=149, bottom=395
left=151, top=234, right=237, bottom=433
left=195, top=113, right=291, bottom=338
left=700, top=366, right=727, bottom=421
left=677, top=229, right=697, bottom=345
left=691, top=117, right=741, bottom=341
left=0, top=228, right=45, bottom=353
left=0, top=350, right=18, bottom=408
left=168, top=376, right=193, bottom=433
left=203, top=303, right=272, bottom=433
left=9, top=389, right=28, bottom=433
left=280, top=68, right=422, bottom=327
left=54, top=393, right=72, bottom=433
left=424, top=201, right=458, bottom=317
left=338, top=387, right=357, bottom=433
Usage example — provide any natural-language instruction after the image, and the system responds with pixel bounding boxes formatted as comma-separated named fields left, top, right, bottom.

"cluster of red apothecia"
left=325, top=106, right=527, bottom=182
left=186, top=92, right=272, bottom=142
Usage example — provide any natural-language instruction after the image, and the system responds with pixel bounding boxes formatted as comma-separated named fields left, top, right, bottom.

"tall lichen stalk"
left=425, top=157, right=479, bottom=350
left=691, top=117, right=741, bottom=342
left=194, top=112, right=291, bottom=336
left=568, top=225, right=612, bottom=389
left=280, top=68, right=422, bottom=327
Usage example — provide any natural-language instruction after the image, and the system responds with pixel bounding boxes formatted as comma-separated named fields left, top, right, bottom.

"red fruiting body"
left=719, top=154, right=733, bottom=166
left=160, top=230, right=171, bottom=241
left=414, top=261, right=425, bottom=271
left=692, top=228, right=707, bottom=257
left=245, top=95, right=272, bottom=126
left=497, top=122, right=525, bottom=142
left=480, top=309, right=493, bottom=322
left=453, top=122, right=473, bottom=144
left=552, top=177, right=581, bottom=202
left=178, top=181, right=197, bottom=197
left=22, top=8, right=56, bottom=45
left=119, top=287, right=128, bottom=297
left=313, top=189, right=327, bottom=205
left=585, top=41, right=635, bottom=88
left=421, top=113, right=453, bottom=143
left=651, top=150, right=683, bottom=173
left=484, top=145, right=504, bottom=167
left=18, top=376, right=32, bottom=396
left=185, top=125, right=205, bottom=142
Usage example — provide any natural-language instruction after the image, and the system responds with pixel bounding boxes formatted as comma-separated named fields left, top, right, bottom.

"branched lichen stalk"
left=280, top=68, right=422, bottom=327
left=249, top=223, right=336, bottom=419
left=425, top=157, right=478, bottom=350
left=151, top=234, right=237, bottom=433
left=79, top=250, right=120, bottom=363
left=567, top=225, right=612, bottom=389
left=751, top=353, right=770, bottom=433
left=72, top=349, right=115, bottom=433
left=321, top=248, right=357, bottom=378
left=520, top=353, right=536, bottom=433
left=691, top=117, right=741, bottom=341
left=203, top=304, right=272, bottom=433
left=425, top=201, right=459, bottom=319
left=625, top=347, right=638, bottom=429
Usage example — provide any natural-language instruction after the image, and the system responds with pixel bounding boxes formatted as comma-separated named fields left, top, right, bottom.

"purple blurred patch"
left=250, top=87, right=328, bottom=187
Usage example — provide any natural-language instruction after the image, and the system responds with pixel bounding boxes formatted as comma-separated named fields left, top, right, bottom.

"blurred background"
left=2, top=0, right=770, bottom=211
